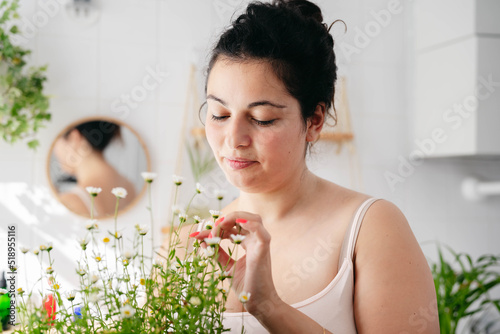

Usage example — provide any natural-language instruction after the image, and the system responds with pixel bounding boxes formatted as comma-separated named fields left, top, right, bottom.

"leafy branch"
left=0, top=0, right=50, bottom=149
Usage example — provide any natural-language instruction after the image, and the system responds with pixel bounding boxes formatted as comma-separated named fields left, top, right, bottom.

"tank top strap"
left=337, top=198, right=380, bottom=271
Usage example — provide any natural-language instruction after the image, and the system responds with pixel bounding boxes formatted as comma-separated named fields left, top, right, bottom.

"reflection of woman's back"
left=54, top=121, right=136, bottom=217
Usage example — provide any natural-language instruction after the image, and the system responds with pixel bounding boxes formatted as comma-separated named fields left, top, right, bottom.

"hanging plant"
left=0, top=0, right=50, bottom=149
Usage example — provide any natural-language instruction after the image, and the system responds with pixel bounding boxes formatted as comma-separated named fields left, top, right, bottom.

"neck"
left=237, top=168, right=320, bottom=223
left=75, top=151, right=111, bottom=186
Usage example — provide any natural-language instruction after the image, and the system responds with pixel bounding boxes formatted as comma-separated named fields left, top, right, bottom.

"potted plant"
left=432, top=246, right=500, bottom=333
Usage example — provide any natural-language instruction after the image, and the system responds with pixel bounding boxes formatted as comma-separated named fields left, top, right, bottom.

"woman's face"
left=205, top=58, right=309, bottom=193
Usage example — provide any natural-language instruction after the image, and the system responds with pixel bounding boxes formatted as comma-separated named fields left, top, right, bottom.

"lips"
left=224, top=157, right=257, bottom=170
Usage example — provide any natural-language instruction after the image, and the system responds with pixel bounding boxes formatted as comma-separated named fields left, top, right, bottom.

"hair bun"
left=273, top=0, right=323, bottom=23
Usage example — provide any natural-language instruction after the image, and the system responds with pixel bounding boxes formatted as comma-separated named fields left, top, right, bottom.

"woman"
left=186, top=1, right=439, bottom=332
left=53, top=120, right=136, bottom=217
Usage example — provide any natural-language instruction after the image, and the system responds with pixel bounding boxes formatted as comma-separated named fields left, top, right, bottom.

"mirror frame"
left=46, top=116, right=151, bottom=219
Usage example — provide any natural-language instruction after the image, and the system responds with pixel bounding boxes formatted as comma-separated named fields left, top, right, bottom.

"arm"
left=353, top=200, right=439, bottom=333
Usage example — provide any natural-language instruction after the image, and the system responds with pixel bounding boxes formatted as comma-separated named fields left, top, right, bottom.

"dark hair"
left=206, top=0, right=341, bottom=126
left=65, top=120, right=121, bottom=152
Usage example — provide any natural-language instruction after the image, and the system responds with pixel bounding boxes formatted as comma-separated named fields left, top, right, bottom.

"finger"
left=213, top=211, right=261, bottom=238
left=236, top=219, right=271, bottom=244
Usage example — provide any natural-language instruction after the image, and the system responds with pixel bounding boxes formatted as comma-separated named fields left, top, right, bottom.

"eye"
left=211, top=115, right=228, bottom=122
left=254, top=119, right=276, bottom=126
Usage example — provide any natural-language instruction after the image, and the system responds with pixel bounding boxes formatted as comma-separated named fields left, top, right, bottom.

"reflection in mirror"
left=47, top=117, right=149, bottom=218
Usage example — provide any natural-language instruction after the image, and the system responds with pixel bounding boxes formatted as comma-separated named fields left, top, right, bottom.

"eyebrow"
left=207, top=94, right=286, bottom=109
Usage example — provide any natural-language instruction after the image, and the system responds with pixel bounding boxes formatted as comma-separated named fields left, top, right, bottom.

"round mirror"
left=47, top=117, right=150, bottom=218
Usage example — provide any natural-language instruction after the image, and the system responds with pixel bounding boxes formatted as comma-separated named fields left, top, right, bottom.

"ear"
left=67, top=129, right=83, bottom=145
left=305, top=103, right=326, bottom=142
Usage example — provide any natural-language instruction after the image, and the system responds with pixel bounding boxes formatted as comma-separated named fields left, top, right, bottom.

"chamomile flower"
left=202, top=246, right=215, bottom=257
left=238, top=291, right=251, bottom=303
left=94, top=254, right=103, bottom=263
left=112, top=231, right=123, bottom=240
left=86, top=219, right=99, bottom=230
left=65, top=290, right=76, bottom=301
left=230, top=234, right=246, bottom=244
left=17, top=287, right=24, bottom=295
left=111, top=187, right=128, bottom=199
left=214, top=189, right=226, bottom=201
left=193, top=215, right=201, bottom=224
left=79, top=236, right=90, bottom=250
left=204, top=237, right=221, bottom=246
left=89, top=292, right=99, bottom=303
left=138, top=225, right=149, bottom=236
left=172, top=175, right=184, bottom=186
left=90, top=273, right=99, bottom=284
left=141, top=172, right=157, bottom=183
left=103, top=237, right=110, bottom=243
left=189, top=296, right=202, bottom=306
left=122, top=250, right=133, bottom=260
left=195, top=183, right=204, bottom=194
left=0, top=288, right=8, bottom=295
left=76, top=267, right=86, bottom=276
left=46, top=266, right=54, bottom=275
left=209, top=210, right=221, bottom=219
left=86, top=187, right=102, bottom=197
left=120, top=304, right=136, bottom=319
left=47, top=242, right=53, bottom=251
left=171, top=204, right=185, bottom=216
left=33, top=249, right=39, bottom=255
left=204, top=220, right=213, bottom=230
left=179, top=213, right=188, bottom=223
left=20, top=247, right=30, bottom=254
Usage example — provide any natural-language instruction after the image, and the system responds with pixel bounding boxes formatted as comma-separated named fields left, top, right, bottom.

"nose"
left=225, top=115, right=251, bottom=149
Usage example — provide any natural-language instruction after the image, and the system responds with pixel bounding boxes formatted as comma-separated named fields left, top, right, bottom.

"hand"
left=192, top=211, right=281, bottom=315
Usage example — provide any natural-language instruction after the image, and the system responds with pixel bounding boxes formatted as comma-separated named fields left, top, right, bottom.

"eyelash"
left=211, top=115, right=276, bottom=126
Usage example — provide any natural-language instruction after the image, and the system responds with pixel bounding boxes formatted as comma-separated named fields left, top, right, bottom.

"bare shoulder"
left=353, top=199, right=440, bottom=333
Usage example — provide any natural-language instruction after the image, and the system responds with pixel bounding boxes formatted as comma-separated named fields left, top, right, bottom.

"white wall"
left=0, top=0, right=499, bottom=299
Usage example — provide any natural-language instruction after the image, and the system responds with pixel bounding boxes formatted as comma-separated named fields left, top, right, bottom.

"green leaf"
left=27, top=139, right=39, bottom=149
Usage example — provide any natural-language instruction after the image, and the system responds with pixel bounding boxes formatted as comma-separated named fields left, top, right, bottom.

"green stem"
left=168, top=186, right=180, bottom=256
left=39, top=252, right=44, bottom=294
left=141, top=236, right=146, bottom=279
left=114, top=197, right=120, bottom=272
left=90, top=196, right=95, bottom=220
left=147, top=183, right=155, bottom=259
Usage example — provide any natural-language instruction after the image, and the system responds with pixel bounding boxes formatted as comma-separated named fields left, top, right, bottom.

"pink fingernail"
left=189, top=232, right=200, bottom=238
left=215, top=217, right=225, bottom=227
left=208, top=232, right=212, bottom=238
left=235, top=219, right=247, bottom=224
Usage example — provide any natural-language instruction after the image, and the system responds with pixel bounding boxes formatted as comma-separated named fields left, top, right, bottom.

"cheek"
left=259, top=127, right=305, bottom=161
left=204, top=124, right=220, bottom=152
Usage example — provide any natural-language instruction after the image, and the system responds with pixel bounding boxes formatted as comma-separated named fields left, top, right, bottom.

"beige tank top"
left=221, top=197, right=380, bottom=333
